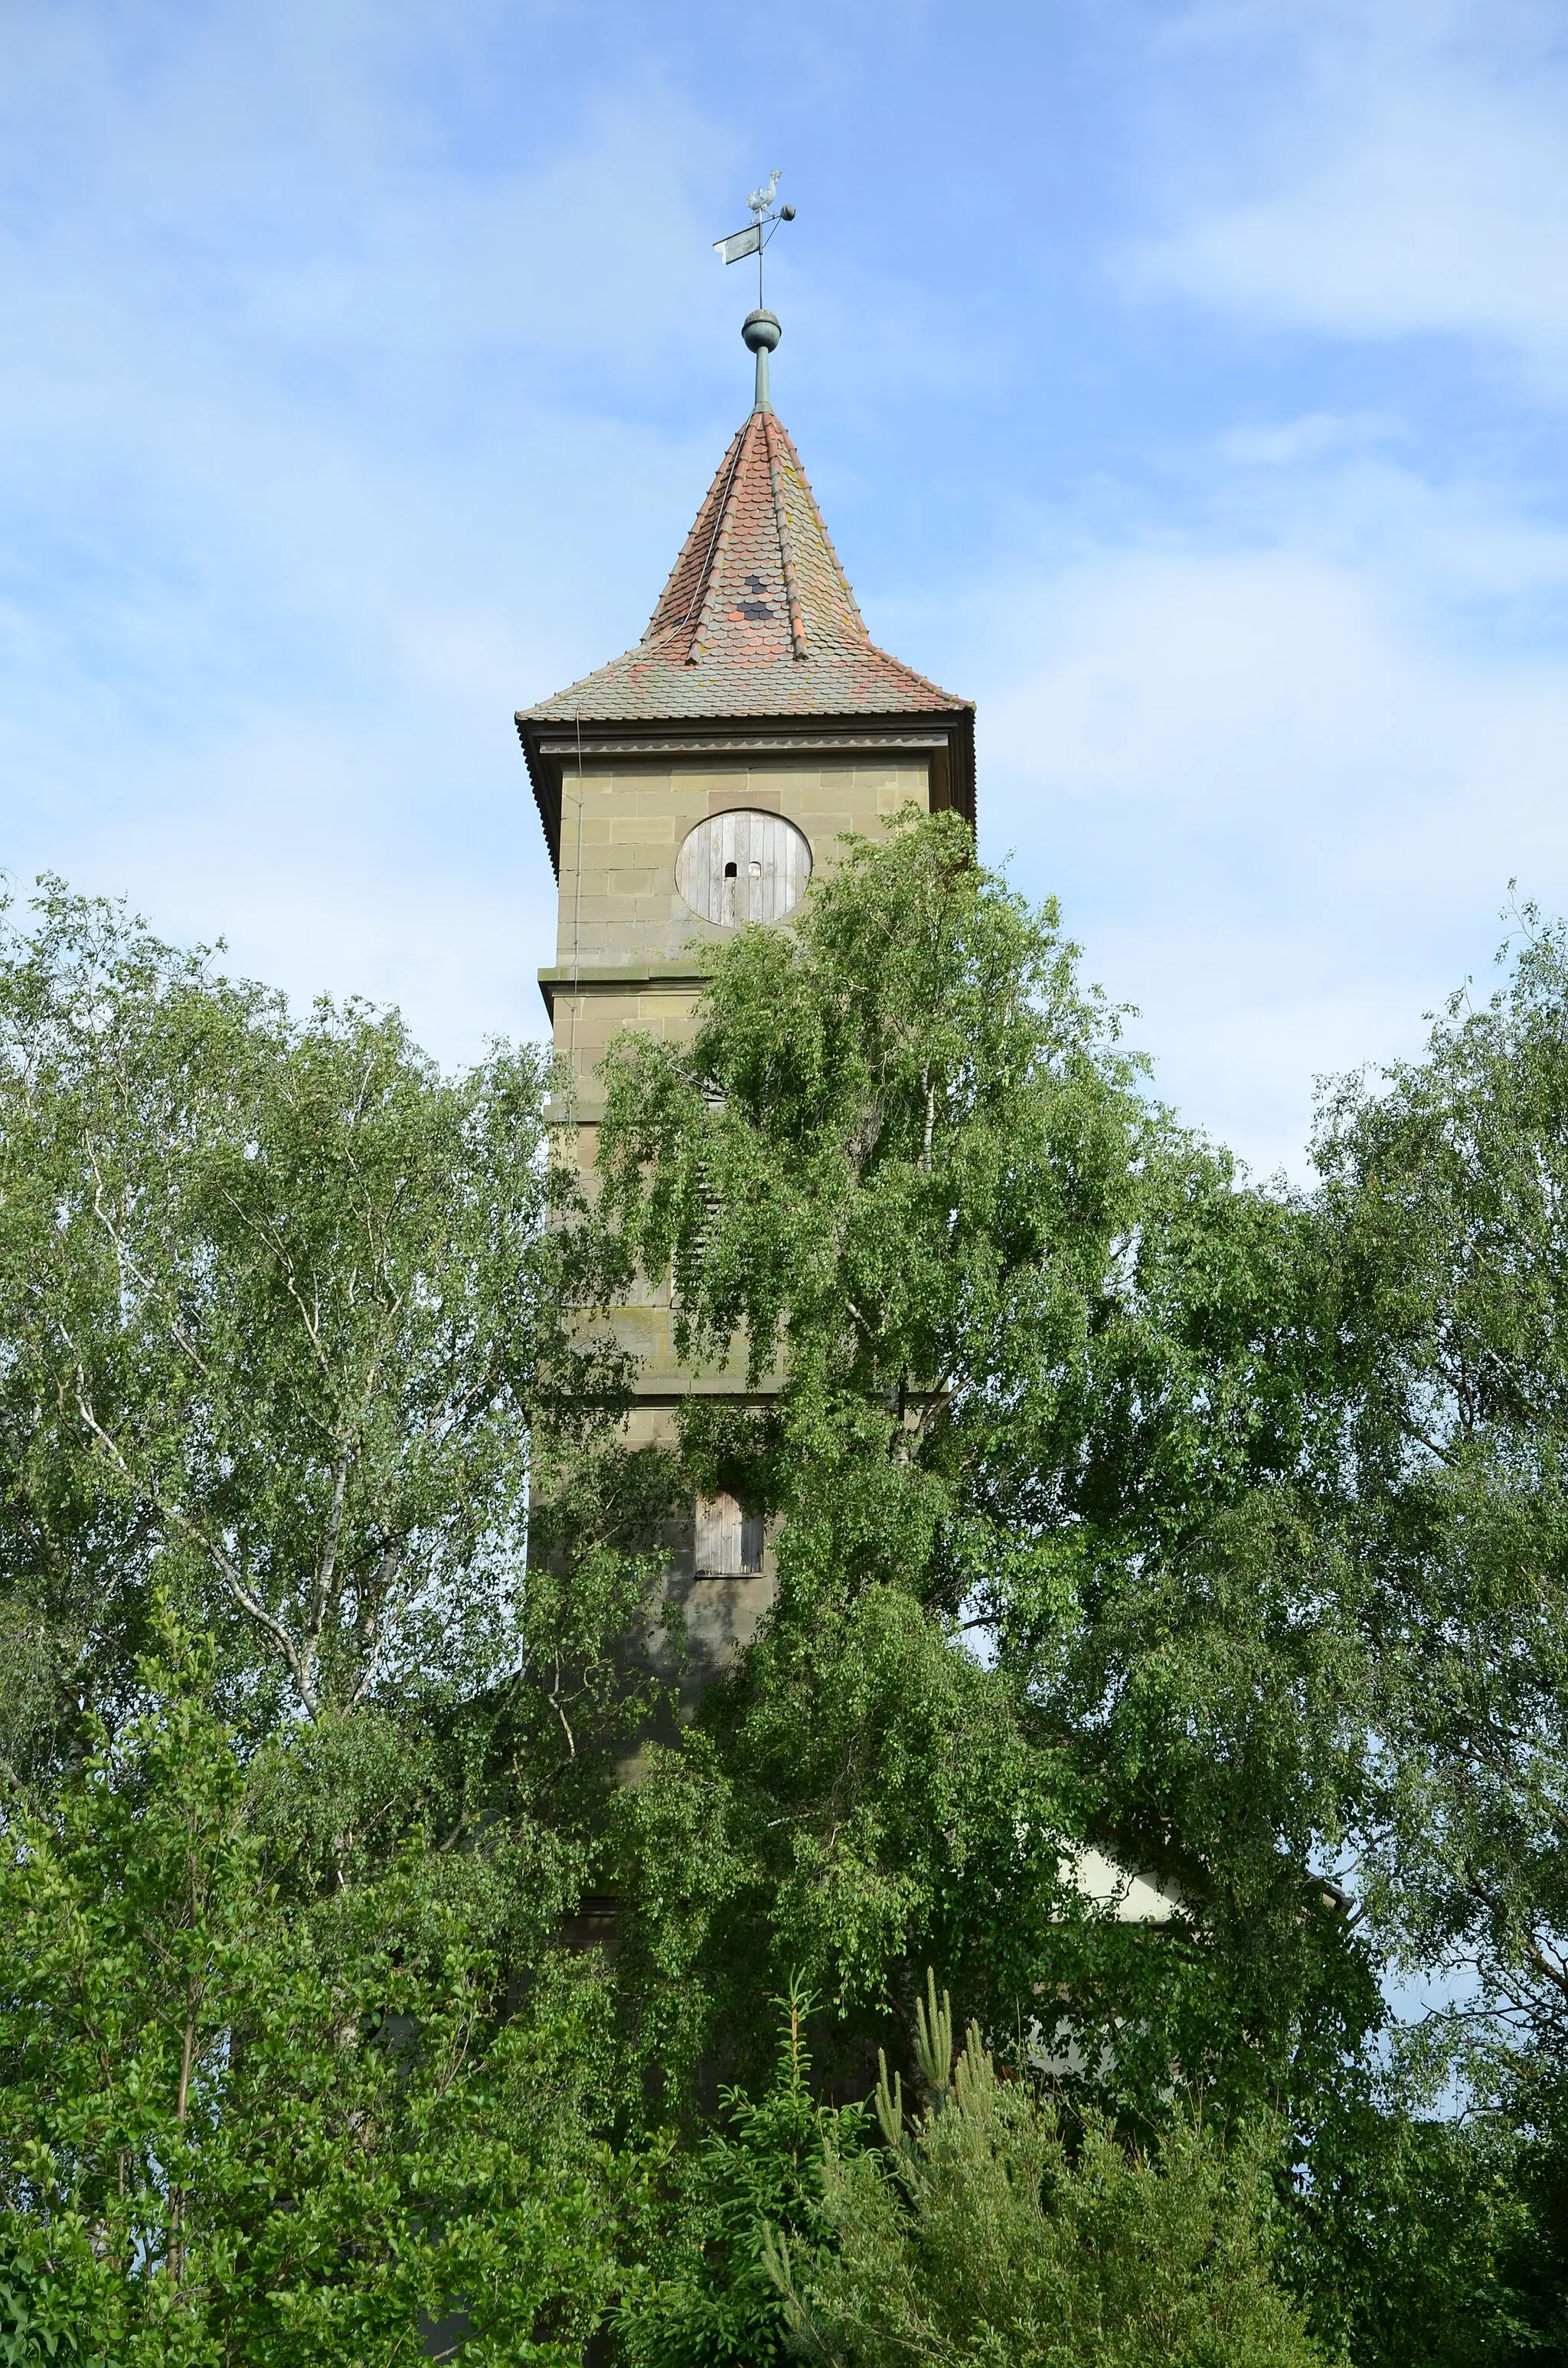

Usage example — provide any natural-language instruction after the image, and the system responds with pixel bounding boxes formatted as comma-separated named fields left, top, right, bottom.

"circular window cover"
left=676, top=810, right=812, bottom=926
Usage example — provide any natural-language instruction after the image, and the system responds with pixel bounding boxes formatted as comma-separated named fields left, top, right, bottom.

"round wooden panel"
left=675, top=810, right=812, bottom=926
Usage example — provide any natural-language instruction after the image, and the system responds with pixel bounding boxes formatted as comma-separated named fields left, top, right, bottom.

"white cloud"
left=0, top=7, right=754, bottom=1063
left=879, top=455, right=1568, bottom=1176
left=10, top=0, right=1568, bottom=1186
left=1132, top=2, right=1568, bottom=382
left=0, top=2, right=998, bottom=1078
left=1218, top=413, right=1396, bottom=469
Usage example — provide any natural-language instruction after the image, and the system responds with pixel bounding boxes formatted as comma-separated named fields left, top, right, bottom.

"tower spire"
left=517, top=195, right=976, bottom=877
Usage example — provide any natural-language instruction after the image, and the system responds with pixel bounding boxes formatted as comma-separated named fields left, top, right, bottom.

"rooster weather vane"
left=713, top=168, right=796, bottom=311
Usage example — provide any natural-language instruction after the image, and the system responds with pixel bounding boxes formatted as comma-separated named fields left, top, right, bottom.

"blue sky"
left=5, top=0, right=1568, bottom=1175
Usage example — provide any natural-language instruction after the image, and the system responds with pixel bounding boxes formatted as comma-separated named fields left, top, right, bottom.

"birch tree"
left=0, top=882, right=626, bottom=1747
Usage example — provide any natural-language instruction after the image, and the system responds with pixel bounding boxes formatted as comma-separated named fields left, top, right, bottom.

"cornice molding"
left=536, top=961, right=714, bottom=1017
left=532, top=726, right=952, bottom=760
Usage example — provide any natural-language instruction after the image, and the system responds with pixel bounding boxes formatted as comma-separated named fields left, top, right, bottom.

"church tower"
left=516, top=304, right=974, bottom=1699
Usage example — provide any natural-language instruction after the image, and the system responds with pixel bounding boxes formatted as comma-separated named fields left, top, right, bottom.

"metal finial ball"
left=742, top=308, right=782, bottom=354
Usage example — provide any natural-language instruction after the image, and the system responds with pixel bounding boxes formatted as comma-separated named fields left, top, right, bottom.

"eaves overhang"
left=515, top=705, right=976, bottom=879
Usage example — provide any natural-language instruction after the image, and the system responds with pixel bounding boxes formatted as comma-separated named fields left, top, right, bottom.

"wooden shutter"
left=676, top=811, right=812, bottom=926
left=695, top=1492, right=764, bottom=1576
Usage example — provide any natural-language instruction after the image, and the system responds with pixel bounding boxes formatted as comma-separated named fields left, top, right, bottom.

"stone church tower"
left=515, top=309, right=975, bottom=1703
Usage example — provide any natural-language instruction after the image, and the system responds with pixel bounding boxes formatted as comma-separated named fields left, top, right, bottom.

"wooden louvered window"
left=694, top=1491, right=764, bottom=1577
left=674, top=1089, right=725, bottom=1306
left=676, top=811, right=812, bottom=927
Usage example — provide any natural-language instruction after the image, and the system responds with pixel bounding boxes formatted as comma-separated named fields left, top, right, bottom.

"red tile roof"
left=518, top=409, right=971, bottom=724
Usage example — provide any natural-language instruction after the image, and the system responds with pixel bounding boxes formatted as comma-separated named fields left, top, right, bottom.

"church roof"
left=518, top=408, right=971, bottom=728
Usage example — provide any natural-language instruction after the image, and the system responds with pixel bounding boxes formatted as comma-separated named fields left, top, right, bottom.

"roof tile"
left=519, top=410, right=969, bottom=724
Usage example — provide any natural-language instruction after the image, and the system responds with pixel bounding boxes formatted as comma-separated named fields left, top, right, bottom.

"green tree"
left=0, top=881, right=679, bottom=1955
left=1314, top=909, right=1568, bottom=2074
left=1293, top=2090, right=1555, bottom=2368
left=764, top=1974, right=1325, bottom=2368
left=13, top=848, right=1531, bottom=2354
left=0, top=1610, right=627, bottom=2364
left=592, top=815, right=1375, bottom=2118
left=0, top=880, right=633, bottom=1749
left=619, top=1984, right=864, bottom=2368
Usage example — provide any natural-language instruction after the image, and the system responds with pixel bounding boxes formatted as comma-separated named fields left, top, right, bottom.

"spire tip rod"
left=714, top=172, right=796, bottom=410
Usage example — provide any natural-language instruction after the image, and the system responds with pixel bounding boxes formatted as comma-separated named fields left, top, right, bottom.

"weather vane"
left=713, top=169, right=796, bottom=312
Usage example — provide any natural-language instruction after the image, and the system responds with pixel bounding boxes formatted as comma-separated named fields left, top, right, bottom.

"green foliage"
left=598, top=807, right=1142, bottom=1411
left=1296, top=2095, right=1557, bottom=2368
left=594, top=809, right=1149, bottom=1558
left=766, top=1976, right=1325, bottom=2367
left=593, top=816, right=1377, bottom=2124
left=18, top=846, right=1568, bottom=2353
left=0, top=879, right=629, bottom=1745
left=608, top=1578, right=1089, bottom=2113
left=0, top=878, right=678, bottom=2028
left=1315, top=908, right=1568, bottom=2072
left=0, top=1608, right=627, bottom=2364
left=619, top=1985, right=864, bottom=2367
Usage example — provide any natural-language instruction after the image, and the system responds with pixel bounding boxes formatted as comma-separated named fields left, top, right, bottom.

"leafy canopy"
left=1315, top=908, right=1568, bottom=2070
left=0, top=1608, right=628, bottom=2366
left=0, top=879, right=636, bottom=1757
left=591, top=817, right=1377, bottom=2127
